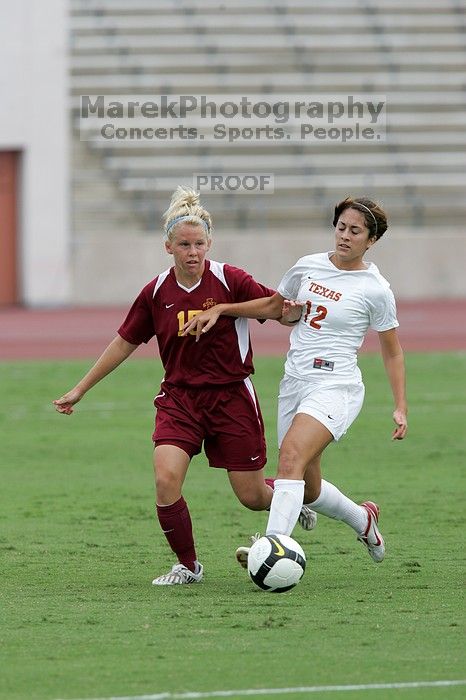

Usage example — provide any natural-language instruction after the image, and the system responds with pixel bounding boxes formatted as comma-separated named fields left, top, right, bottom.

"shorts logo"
left=250, top=455, right=260, bottom=461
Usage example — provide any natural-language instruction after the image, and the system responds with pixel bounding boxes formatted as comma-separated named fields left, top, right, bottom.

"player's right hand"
left=53, top=388, right=83, bottom=415
left=391, top=409, right=408, bottom=440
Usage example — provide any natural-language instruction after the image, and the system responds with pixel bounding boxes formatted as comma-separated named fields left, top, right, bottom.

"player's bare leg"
left=233, top=418, right=327, bottom=568
left=154, top=444, right=190, bottom=505
left=300, top=427, right=385, bottom=562
left=228, top=468, right=273, bottom=569
left=265, top=413, right=332, bottom=536
left=297, top=453, right=323, bottom=530
left=152, top=444, right=203, bottom=585
left=228, top=468, right=273, bottom=511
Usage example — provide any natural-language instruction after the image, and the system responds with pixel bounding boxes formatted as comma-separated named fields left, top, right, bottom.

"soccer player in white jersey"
left=184, top=197, right=408, bottom=565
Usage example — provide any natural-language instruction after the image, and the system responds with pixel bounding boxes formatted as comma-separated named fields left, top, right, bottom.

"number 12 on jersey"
left=177, top=310, right=202, bottom=336
left=303, top=301, right=328, bottom=329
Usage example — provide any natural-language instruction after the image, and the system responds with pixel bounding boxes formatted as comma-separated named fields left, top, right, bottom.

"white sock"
left=266, top=479, right=305, bottom=536
left=308, top=479, right=367, bottom=534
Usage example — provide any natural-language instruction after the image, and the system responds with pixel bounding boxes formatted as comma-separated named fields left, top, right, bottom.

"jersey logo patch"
left=203, top=297, right=217, bottom=309
left=313, top=358, right=335, bottom=371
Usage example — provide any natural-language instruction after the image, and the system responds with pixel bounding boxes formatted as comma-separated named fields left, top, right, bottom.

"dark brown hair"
left=333, top=197, right=388, bottom=240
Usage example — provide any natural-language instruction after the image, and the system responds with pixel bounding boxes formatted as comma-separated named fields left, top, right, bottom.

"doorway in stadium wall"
left=0, top=150, right=20, bottom=306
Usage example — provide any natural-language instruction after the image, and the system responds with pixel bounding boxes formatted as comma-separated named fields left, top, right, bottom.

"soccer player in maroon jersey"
left=53, top=186, right=284, bottom=585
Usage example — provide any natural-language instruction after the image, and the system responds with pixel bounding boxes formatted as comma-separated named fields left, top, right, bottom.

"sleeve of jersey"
left=117, top=282, right=156, bottom=345
left=225, top=265, right=276, bottom=302
left=367, top=281, right=399, bottom=332
left=277, top=258, right=307, bottom=300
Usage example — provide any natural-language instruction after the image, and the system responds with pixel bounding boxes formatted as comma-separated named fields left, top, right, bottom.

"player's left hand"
left=392, top=409, right=408, bottom=440
left=182, top=307, right=221, bottom=341
left=281, top=299, right=304, bottom=324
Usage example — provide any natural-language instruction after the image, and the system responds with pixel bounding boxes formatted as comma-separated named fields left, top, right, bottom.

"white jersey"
left=277, top=252, right=399, bottom=384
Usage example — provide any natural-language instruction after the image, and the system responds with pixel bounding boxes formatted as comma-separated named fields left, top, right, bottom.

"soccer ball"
left=247, top=534, right=306, bottom=593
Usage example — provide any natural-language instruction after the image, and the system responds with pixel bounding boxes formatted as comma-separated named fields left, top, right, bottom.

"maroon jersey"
left=118, top=260, right=275, bottom=387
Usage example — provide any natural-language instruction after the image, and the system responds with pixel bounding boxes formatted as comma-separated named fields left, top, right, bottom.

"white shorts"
left=277, top=374, right=365, bottom=445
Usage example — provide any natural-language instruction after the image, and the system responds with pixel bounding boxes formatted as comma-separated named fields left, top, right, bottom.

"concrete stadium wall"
left=71, top=226, right=465, bottom=304
left=0, top=0, right=69, bottom=306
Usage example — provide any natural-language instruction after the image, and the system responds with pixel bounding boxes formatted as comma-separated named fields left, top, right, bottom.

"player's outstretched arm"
left=182, top=293, right=285, bottom=341
left=378, top=328, right=408, bottom=440
left=53, top=335, right=138, bottom=414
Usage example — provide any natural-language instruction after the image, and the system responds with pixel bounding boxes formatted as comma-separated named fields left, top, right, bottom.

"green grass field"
left=1, top=353, right=465, bottom=700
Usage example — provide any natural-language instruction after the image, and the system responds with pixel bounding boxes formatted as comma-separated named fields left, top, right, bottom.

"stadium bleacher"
left=70, top=0, right=466, bottom=236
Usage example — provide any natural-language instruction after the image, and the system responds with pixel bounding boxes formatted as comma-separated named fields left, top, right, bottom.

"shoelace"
left=156, top=564, right=196, bottom=584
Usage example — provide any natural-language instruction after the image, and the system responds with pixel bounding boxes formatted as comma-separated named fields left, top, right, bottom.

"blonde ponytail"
left=163, top=186, right=212, bottom=241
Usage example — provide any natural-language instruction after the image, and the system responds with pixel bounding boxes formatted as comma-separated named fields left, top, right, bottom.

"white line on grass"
left=55, top=679, right=466, bottom=700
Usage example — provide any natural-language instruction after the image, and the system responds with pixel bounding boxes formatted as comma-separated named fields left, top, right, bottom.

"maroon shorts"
left=152, top=378, right=267, bottom=471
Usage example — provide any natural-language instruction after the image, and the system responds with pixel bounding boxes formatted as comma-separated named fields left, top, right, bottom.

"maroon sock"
left=156, top=496, right=197, bottom=572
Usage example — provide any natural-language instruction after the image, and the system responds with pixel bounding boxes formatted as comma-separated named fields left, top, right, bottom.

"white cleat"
left=235, top=532, right=260, bottom=570
left=357, top=501, right=385, bottom=563
left=298, top=504, right=318, bottom=531
left=152, top=563, right=203, bottom=585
